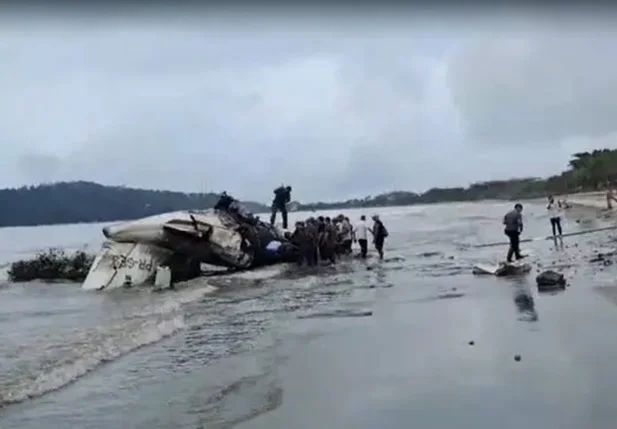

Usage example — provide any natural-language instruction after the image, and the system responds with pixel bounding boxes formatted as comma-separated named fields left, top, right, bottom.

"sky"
left=2, top=6, right=617, bottom=203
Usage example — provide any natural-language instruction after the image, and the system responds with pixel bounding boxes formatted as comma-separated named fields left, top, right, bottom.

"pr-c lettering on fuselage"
left=110, top=255, right=153, bottom=271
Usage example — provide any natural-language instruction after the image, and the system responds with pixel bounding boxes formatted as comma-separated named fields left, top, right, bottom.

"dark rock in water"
left=536, top=270, right=566, bottom=291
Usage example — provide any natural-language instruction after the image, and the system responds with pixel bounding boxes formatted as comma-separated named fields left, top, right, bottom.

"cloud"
left=1, top=10, right=617, bottom=203
left=447, top=26, right=617, bottom=148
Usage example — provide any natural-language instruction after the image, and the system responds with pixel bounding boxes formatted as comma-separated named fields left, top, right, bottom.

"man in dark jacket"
left=503, top=203, right=525, bottom=263
left=270, top=185, right=292, bottom=229
left=214, top=191, right=234, bottom=211
left=371, top=215, right=388, bottom=260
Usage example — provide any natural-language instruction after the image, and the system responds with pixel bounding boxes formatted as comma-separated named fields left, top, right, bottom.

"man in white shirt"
left=546, top=195, right=563, bottom=237
left=353, top=215, right=369, bottom=258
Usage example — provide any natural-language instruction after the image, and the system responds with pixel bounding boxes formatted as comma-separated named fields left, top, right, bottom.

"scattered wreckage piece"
left=472, top=261, right=532, bottom=277
left=589, top=247, right=617, bottom=265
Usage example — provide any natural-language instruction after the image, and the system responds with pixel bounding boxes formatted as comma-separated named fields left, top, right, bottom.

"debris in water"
left=297, top=310, right=373, bottom=320
left=418, top=252, right=442, bottom=258
left=472, top=262, right=532, bottom=277
left=468, top=341, right=475, bottom=346
left=367, top=283, right=394, bottom=289
left=514, top=354, right=521, bottom=362
left=437, top=292, right=465, bottom=300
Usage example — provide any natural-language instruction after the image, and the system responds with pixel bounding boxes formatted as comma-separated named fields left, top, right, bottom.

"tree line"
left=296, top=148, right=617, bottom=211
left=0, top=148, right=615, bottom=227
left=0, top=181, right=268, bottom=227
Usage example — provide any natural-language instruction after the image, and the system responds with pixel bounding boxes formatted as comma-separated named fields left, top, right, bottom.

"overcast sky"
left=1, top=7, right=617, bottom=202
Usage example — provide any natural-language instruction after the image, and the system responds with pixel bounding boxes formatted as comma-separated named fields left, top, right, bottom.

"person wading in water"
left=503, top=203, right=525, bottom=263
left=354, top=215, right=369, bottom=259
left=546, top=195, right=563, bottom=238
left=270, top=185, right=292, bottom=229
left=371, top=214, right=388, bottom=260
left=339, top=216, right=353, bottom=254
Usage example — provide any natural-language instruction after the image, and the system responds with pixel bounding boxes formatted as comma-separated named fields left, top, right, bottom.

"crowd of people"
left=287, top=213, right=388, bottom=266
left=215, top=184, right=389, bottom=266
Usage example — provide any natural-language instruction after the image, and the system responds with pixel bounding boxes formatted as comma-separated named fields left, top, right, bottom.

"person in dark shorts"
left=503, top=203, right=524, bottom=263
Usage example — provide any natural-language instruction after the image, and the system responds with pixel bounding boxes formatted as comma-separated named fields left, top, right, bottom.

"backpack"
left=379, top=222, right=389, bottom=238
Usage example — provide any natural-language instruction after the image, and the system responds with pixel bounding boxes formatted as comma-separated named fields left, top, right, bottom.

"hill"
left=0, top=181, right=268, bottom=227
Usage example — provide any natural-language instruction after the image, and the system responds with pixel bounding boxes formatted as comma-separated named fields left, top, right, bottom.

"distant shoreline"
left=1, top=190, right=607, bottom=230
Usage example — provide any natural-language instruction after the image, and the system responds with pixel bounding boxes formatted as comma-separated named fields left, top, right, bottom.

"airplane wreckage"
left=82, top=195, right=296, bottom=291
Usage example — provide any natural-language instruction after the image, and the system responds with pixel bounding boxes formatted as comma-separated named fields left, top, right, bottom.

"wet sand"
left=239, top=269, right=617, bottom=429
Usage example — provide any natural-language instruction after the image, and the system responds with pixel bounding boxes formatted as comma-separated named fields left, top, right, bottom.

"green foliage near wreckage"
left=8, top=248, right=95, bottom=283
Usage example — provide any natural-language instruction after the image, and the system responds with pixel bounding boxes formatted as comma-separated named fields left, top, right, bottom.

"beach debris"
left=589, top=248, right=617, bottom=264
left=472, top=262, right=532, bottom=276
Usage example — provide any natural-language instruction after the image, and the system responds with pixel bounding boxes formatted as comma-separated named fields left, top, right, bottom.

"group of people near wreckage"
left=269, top=184, right=389, bottom=264
left=288, top=213, right=389, bottom=266
left=216, top=185, right=389, bottom=265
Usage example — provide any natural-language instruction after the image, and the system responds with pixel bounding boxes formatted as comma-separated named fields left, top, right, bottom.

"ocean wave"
left=0, top=313, right=186, bottom=407
left=0, top=280, right=221, bottom=408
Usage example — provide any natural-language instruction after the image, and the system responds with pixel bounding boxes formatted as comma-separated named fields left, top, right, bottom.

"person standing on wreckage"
left=503, top=203, right=526, bottom=263
left=270, top=185, right=292, bottom=229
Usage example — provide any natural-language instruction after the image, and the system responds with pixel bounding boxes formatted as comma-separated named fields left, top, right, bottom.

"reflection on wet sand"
left=513, top=287, right=538, bottom=322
